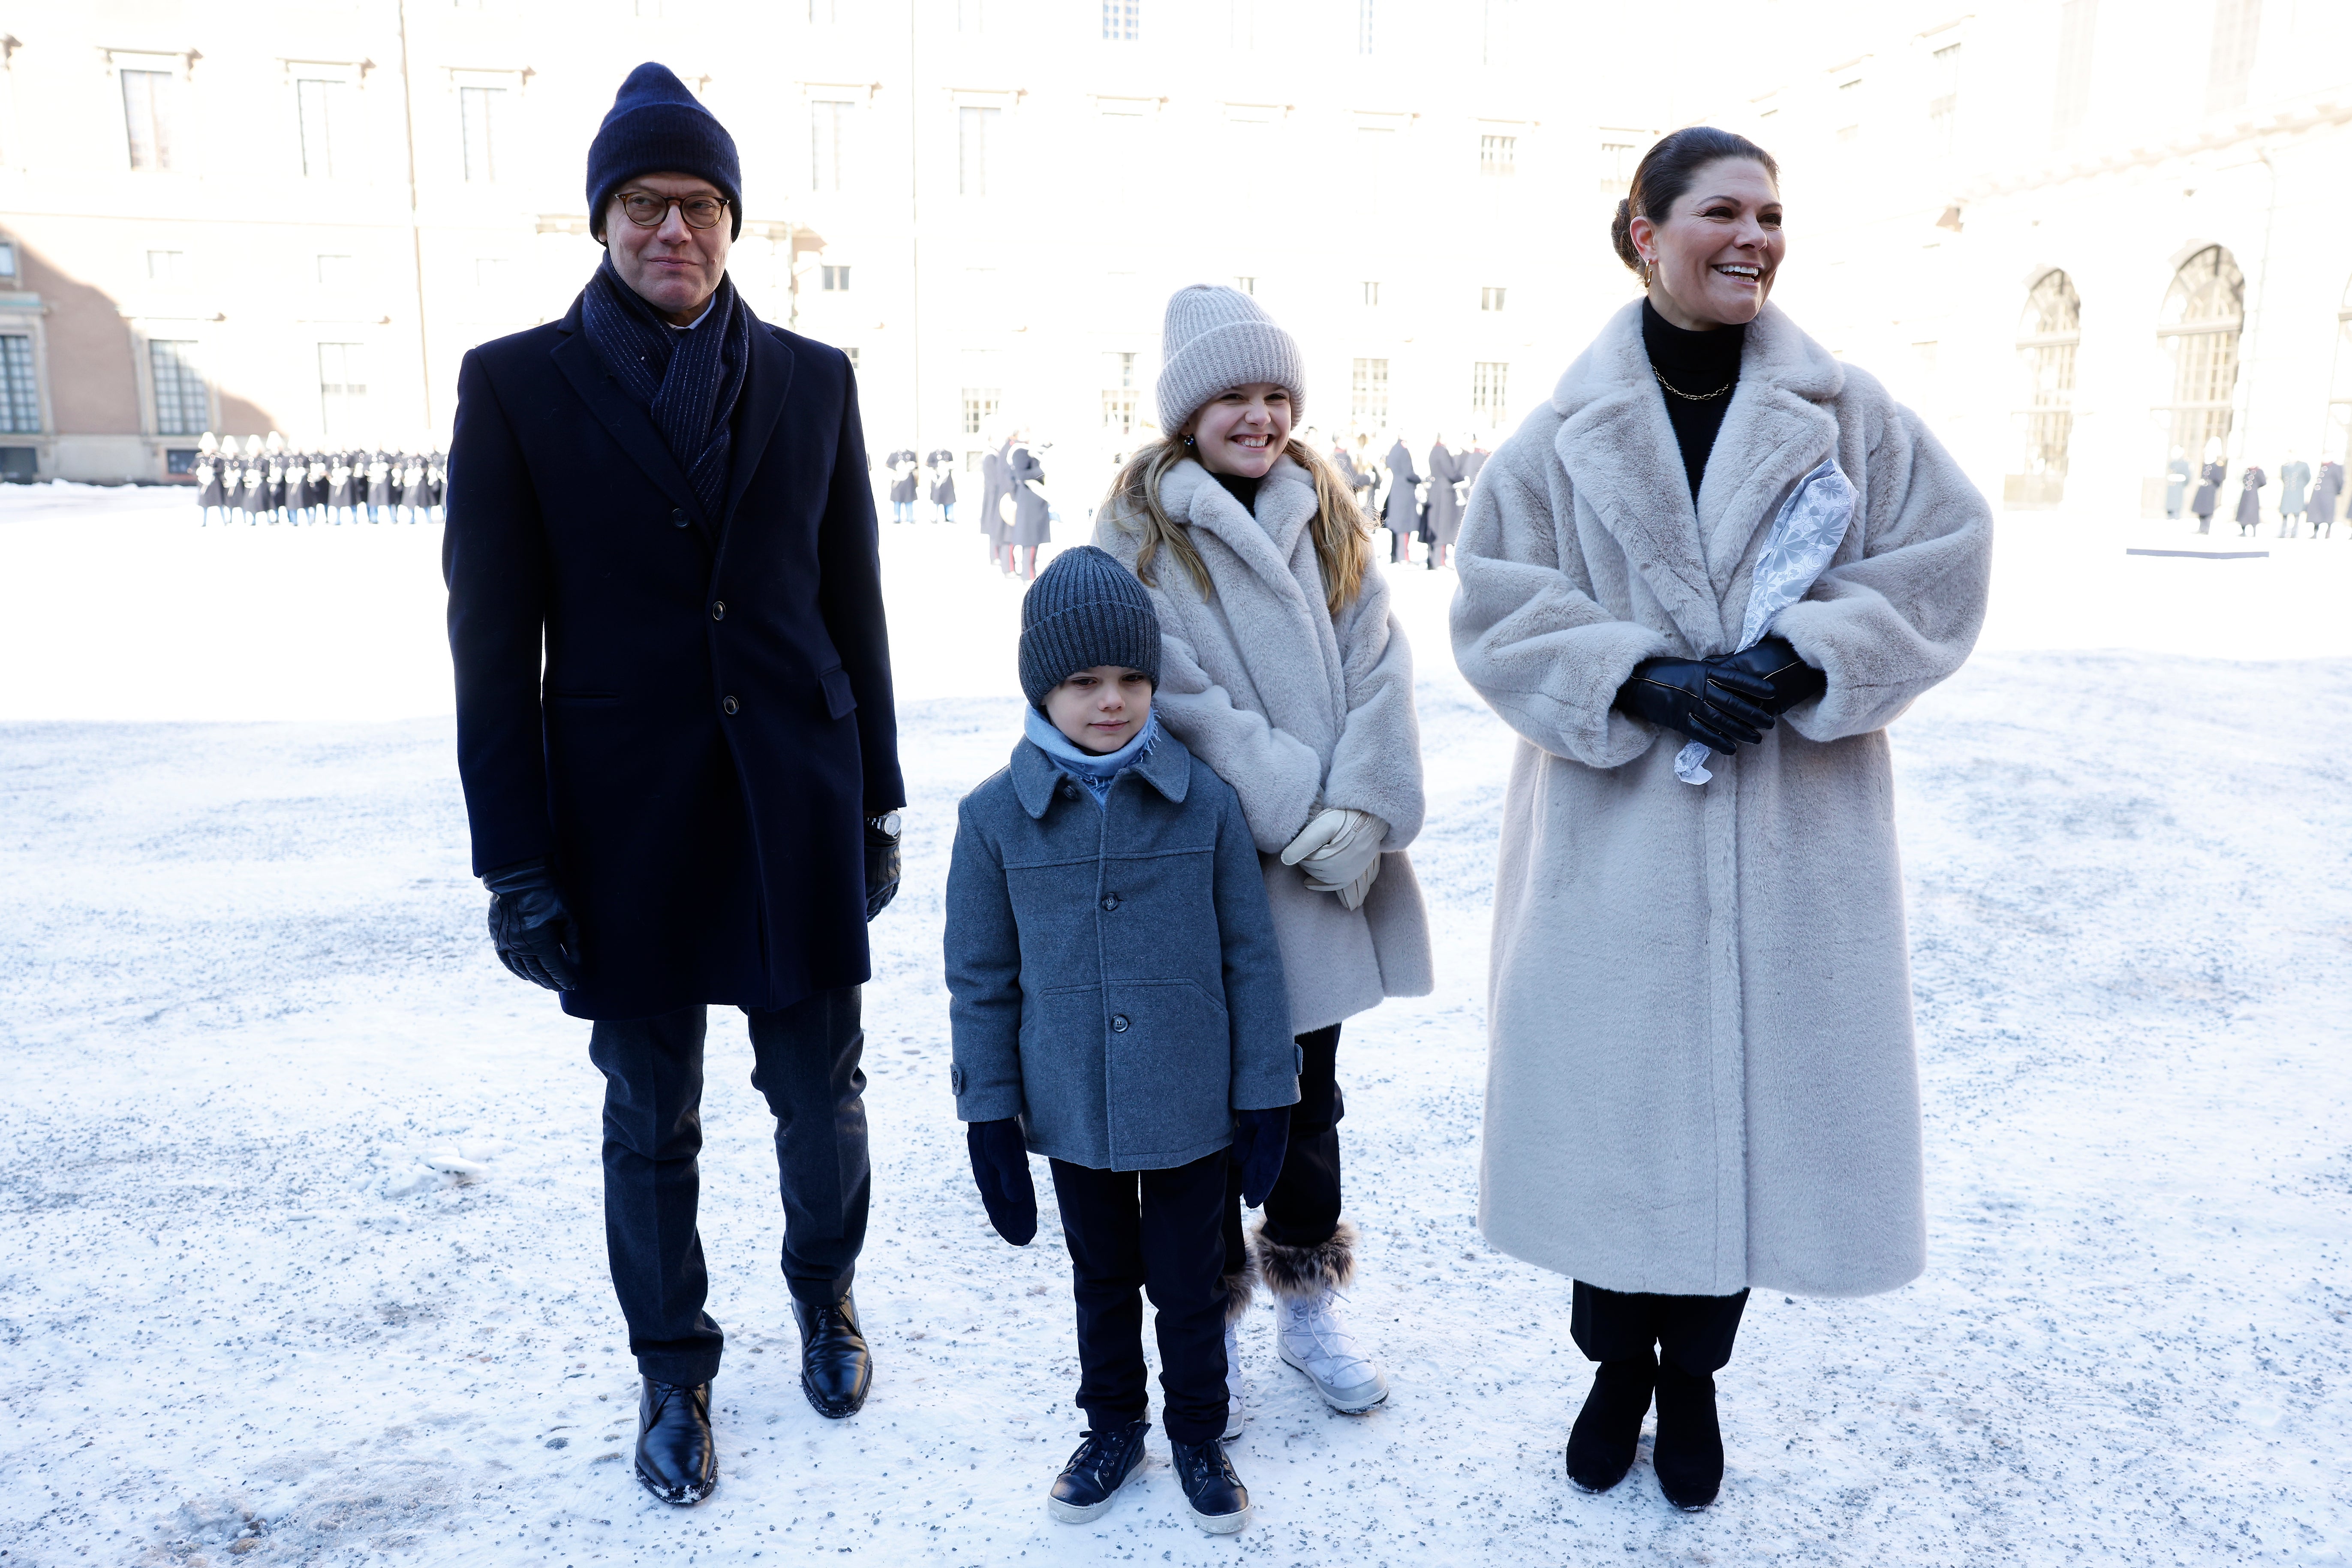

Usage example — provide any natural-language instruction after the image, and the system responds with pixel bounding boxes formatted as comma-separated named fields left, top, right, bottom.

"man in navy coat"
left=442, top=63, right=904, bottom=1507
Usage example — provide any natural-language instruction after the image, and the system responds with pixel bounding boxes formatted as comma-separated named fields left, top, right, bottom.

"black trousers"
left=587, top=988, right=869, bottom=1387
left=1049, top=1149, right=1229, bottom=1445
left=1224, top=1024, right=1344, bottom=1270
left=1570, top=1280, right=1749, bottom=1377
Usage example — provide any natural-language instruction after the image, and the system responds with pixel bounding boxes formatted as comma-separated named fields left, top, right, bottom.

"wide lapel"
left=1550, top=303, right=1721, bottom=653
left=548, top=305, right=707, bottom=539
left=1694, top=305, right=1844, bottom=611
left=716, top=321, right=797, bottom=537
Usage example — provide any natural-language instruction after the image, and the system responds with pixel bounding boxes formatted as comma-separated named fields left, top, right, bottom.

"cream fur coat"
left=1096, top=455, right=1434, bottom=1035
left=1450, top=300, right=1991, bottom=1299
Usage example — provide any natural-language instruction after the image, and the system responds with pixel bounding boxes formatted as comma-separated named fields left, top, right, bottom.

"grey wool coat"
left=1424, top=442, right=1465, bottom=545
left=1450, top=299, right=1992, bottom=1300
left=946, top=729, right=1300, bottom=1172
left=1096, top=455, right=1435, bottom=1035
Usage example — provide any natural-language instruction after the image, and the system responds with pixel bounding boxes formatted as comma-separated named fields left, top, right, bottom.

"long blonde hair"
left=1107, top=434, right=1373, bottom=619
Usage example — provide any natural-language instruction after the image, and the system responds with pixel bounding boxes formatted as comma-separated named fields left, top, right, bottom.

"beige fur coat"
left=1450, top=300, right=1991, bottom=1298
left=1096, top=455, right=1434, bottom=1035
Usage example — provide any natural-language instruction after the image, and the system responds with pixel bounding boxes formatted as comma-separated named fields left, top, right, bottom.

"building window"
left=2009, top=269, right=2081, bottom=507
left=149, top=340, right=206, bottom=436
left=297, top=79, right=348, bottom=178
left=958, top=105, right=998, bottom=197
left=1472, top=361, right=1509, bottom=427
left=1357, top=0, right=1375, bottom=54
left=317, top=254, right=355, bottom=286
left=821, top=265, right=851, bottom=291
left=1233, top=276, right=1256, bottom=296
left=122, top=69, right=176, bottom=172
left=2053, top=1, right=2097, bottom=141
left=166, top=448, right=200, bottom=475
left=1928, top=44, right=1961, bottom=156
left=0, top=334, right=39, bottom=433
left=1480, top=135, right=1517, bottom=177
left=318, top=342, right=367, bottom=437
left=0, top=241, right=16, bottom=282
left=460, top=86, right=503, bottom=183
left=961, top=387, right=1000, bottom=436
left=1351, top=358, right=1389, bottom=430
left=1480, top=286, right=1506, bottom=312
left=1102, top=351, right=1138, bottom=434
left=1102, top=0, right=1139, bottom=41
left=2205, top=0, right=2261, bottom=114
left=2158, top=245, right=2245, bottom=465
left=1362, top=281, right=1381, bottom=307
left=1600, top=139, right=1638, bottom=196
left=811, top=99, right=851, bottom=193
left=147, top=250, right=185, bottom=283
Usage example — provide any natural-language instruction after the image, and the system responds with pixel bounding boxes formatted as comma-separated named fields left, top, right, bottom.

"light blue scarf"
left=1023, top=707, right=1159, bottom=809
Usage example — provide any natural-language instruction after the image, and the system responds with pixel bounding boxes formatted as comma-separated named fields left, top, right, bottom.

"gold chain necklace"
left=1652, top=367, right=1735, bottom=403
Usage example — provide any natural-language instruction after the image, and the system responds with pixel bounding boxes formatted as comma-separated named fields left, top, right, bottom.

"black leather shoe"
left=1566, top=1356, right=1656, bottom=1493
left=1652, top=1363, right=1726, bottom=1509
left=1044, top=1419, right=1149, bottom=1524
left=792, top=1292, right=872, bottom=1418
left=1168, top=1436, right=1250, bottom=1534
left=634, top=1378, right=716, bottom=1505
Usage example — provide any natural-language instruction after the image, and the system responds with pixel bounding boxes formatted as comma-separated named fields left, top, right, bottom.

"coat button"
left=1100, top=894, right=1120, bottom=912
left=1109, top=1014, right=1130, bottom=1033
left=711, top=600, right=726, bottom=620
left=671, top=508, right=689, bottom=528
left=1059, top=782, right=1079, bottom=800
left=722, top=695, right=739, bottom=715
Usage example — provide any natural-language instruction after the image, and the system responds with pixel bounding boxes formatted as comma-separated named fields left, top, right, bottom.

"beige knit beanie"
left=1155, top=285, right=1306, bottom=434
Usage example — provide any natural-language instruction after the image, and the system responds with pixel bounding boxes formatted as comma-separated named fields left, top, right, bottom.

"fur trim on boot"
left=1221, top=1253, right=1259, bottom=1325
left=1253, top=1219, right=1357, bottom=1301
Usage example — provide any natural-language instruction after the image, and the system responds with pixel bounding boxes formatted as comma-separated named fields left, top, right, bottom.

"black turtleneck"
left=1642, top=298, right=1747, bottom=503
left=1212, top=469, right=1263, bottom=511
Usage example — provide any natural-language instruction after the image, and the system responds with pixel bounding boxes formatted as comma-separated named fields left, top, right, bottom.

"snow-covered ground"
left=2, top=482, right=2348, bottom=1567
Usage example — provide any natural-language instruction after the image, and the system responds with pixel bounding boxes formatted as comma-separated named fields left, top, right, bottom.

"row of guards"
left=191, top=431, right=445, bottom=527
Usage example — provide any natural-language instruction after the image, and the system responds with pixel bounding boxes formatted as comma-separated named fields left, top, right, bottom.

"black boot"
left=634, top=1378, right=716, bottom=1505
left=792, top=1291, right=872, bottom=1418
left=1044, top=1419, right=1149, bottom=1524
left=1168, top=1436, right=1250, bottom=1534
left=1651, top=1362, right=1725, bottom=1509
left=1565, top=1355, right=1655, bottom=1493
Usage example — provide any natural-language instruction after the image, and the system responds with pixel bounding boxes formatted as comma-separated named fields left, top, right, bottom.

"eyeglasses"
left=615, top=191, right=731, bottom=230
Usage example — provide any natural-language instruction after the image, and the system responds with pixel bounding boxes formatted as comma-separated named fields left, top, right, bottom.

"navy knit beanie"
left=586, top=63, right=743, bottom=240
left=1018, top=547, right=1161, bottom=707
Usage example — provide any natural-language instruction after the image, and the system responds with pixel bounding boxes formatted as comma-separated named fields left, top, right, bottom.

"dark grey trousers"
left=587, top=988, right=869, bottom=1386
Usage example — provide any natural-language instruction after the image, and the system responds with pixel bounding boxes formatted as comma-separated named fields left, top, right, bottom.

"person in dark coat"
left=238, top=438, right=267, bottom=524
left=2235, top=464, right=2267, bottom=536
left=2310, top=460, right=2343, bottom=538
left=442, top=62, right=905, bottom=1511
left=366, top=449, right=394, bottom=523
left=402, top=451, right=432, bottom=522
left=2164, top=446, right=2191, bottom=520
left=2191, top=454, right=2223, bottom=534
left=1382, top=437, right=1420, bottom=564
left=926, top=447, right=957, bottom=523
left=949, top=547, right=1296, bottom=1532
left=1423, top=436, right=1464, bottom=570
left=2278, top=453, right=2310, bottom=539
left=427, top=449, right=447, bottom=521
left=195, top=438, right=225, bottom=525
left=981, top=436, right=1012, bottom=569
left=1008, top=437, right=1050, bottom=578
left=885, top=447, right=918, bottom=523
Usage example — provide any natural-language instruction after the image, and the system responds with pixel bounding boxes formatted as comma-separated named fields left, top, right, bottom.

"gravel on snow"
left=0, top=492, right=2347, bottom=1566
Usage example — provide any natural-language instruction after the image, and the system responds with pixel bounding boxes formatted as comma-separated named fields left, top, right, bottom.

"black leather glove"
left=1706, top=635, right=1826, bottom=716
left=1613, top=657, right=1779, bottom=752
left=966, top=1118, right=1037, bottom=1245
left=1230, top=1108, right=1292, bottom=1210
left=864, top=813, right=902, bottom=922
left=482, top=858, right=581, bottom=991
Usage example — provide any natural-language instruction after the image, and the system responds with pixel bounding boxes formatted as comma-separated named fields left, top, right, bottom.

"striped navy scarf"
left=580, top=253, right=751, bottom=524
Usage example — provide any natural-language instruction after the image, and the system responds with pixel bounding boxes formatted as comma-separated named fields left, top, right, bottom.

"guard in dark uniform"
left=884, top=448, right=917, bottom=524
left=925, top=447, right=956, bottom=523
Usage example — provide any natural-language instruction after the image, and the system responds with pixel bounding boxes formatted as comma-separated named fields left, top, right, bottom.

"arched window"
left=2008, top=269, right=2080, bottom=508
left=2157, top=245, right=2244, bottom=466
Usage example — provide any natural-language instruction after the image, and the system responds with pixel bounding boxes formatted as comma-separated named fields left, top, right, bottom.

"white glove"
left=1279, top=808, right=1387, bottom=907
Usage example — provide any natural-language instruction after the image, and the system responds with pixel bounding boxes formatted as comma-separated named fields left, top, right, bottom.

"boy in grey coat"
left=946, top=546, right=1298, bottom=1535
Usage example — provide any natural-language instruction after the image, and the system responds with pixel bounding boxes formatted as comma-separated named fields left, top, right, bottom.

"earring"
left=1182, top=433, right=1196, bottom=448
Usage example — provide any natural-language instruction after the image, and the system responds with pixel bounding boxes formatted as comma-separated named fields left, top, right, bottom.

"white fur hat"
left=1155, top=285, right=1306, bottom=434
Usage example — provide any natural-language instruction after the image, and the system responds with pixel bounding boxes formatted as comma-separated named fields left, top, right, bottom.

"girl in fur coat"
left=1094, top=285, right=1433, bottom=1431
left=1450, top=127, right=1992, bottom=1511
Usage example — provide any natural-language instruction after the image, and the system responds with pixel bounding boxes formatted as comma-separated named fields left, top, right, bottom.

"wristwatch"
left=867, top=812, right=902, bottom=838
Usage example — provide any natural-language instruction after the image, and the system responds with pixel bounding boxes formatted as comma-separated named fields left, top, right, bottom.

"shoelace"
left=1066, top=1431, right=1134, bottom=1488
left=1281, top=1289, right=1373, bottom=1375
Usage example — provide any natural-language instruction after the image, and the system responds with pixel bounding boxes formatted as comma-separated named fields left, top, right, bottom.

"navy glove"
left=966, top=1119, right=1037, bottom=1246
left=865, top=813, right=902, bottom=922
left=1706, top=635, right=1826, bottom=716
left=1612, top=656, right=1779, bottom=752
left=1230, top=1108, right=1292, bottom=1210
left=483, top=858, right=581, bottom=991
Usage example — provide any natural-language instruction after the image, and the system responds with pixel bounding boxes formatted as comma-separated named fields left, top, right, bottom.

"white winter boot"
left=1258, top=1221, right=1388, bottom=1414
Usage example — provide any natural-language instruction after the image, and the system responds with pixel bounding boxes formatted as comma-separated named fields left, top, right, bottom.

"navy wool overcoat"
left=444, top=292, right=904, bottom=1022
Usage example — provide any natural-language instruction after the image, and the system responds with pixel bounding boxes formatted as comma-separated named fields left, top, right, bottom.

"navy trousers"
left=588, top=987, right=869, bottom=1386
left=1570, top=1280, right=1749, bottom=1376
left=1224, top=1023, right=1343, bottom=1267
left=1049, top=1148, right=1230, bottom=1445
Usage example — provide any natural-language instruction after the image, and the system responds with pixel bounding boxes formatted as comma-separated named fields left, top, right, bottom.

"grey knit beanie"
left=1017, top=547, right=1162, bottom=707
left=1155, top=285, right=1306, bottom=433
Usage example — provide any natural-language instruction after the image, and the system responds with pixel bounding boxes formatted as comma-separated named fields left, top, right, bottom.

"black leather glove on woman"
left=483, top=858, right=581, bottom=991
left=1705, top=635, right=1827, bottom=715
left=864, top=813, right=902, bottom=922
left=1612, top=657, right=1779, bottom=752
left=966, top=1118, right=1038, bottom=1245
left=1229, top=1108, right=1292, bottom=1209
